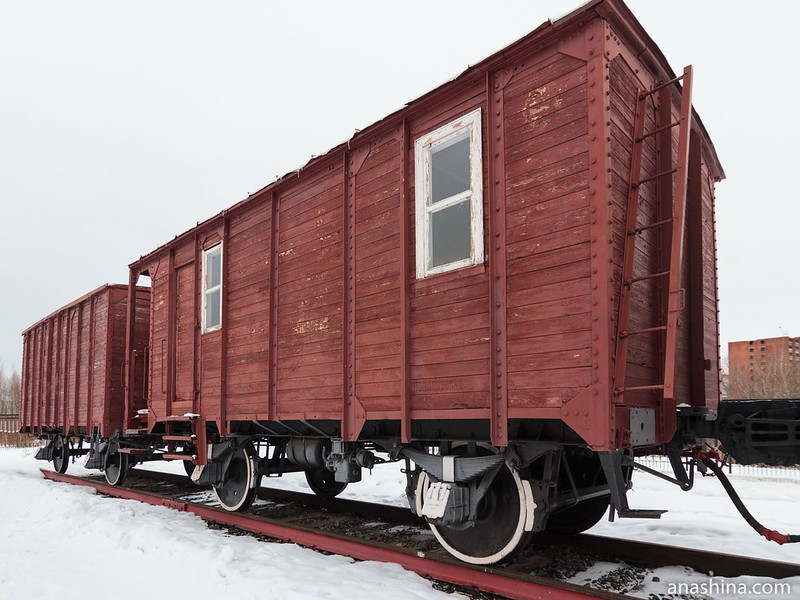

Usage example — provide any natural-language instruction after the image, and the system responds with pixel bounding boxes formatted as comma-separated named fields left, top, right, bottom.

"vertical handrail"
left=613, top=89, right=649, bottom=401
left=662, top=66, right=693, bottom=402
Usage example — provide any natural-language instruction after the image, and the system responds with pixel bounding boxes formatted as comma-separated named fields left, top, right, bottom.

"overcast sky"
left=1, top=0, right=798, bottom=373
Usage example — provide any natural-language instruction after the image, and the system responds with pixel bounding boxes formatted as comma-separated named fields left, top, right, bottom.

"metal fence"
left=0, top=414, right=19, bottom=433
left=637, top=454, right=800, bottom=482
left=0, top=414, right=38, bottom=448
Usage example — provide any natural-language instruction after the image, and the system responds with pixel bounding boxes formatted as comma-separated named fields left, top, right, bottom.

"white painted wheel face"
left=414, top=444, right=534, bottom=565
left=104, top=452, right=129, bottom=486
left=213, top=448, right=257, bottom=512
left=52, top=436, right=69, bottom=474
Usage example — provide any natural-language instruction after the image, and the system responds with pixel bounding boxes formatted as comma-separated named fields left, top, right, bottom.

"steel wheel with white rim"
left=213, top=444, right=259, bottom=512
left=104, top=450, right=130, bottom=486
left=546, top=454, right=610, bottom=534
left=415, top=446, right=535, bottom=565
left=52, top=435, right=70, bottom=474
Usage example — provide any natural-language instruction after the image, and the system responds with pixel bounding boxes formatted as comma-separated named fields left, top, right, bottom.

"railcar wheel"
left=546, top=454, right=610, bottom=535
left=181, top=445, right=197, bottom=478
left=52, top=435, right=70, bottom=474
left=213, top=445, right=259, bottom=512
left=183, top=460, right=196, bottom=478
left=104, top=451, right=130, bottom=486
left=305, top=469, right=347, bottom=498
left=416, top=450, right=534, bottom=565
left=546, top=495, right=610, bottom=534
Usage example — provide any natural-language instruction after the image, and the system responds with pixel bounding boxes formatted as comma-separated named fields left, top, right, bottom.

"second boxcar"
left=20, top=284, right=150, bottom=471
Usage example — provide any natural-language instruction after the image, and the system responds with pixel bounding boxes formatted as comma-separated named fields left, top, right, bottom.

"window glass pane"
left=430, top=200, right=471, bottom=268
left=205, top=290, right=221, bottom=329
left=207, top=248, right=221, bottom=288
left=431, top=135, right=470, bottom=204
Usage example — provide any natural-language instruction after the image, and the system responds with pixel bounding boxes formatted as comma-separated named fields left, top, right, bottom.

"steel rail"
left=41, top=468, right=800, bottom=597
left=124, top=468, right=800, bottom=580
left=42, top=469, right=633, bottom=600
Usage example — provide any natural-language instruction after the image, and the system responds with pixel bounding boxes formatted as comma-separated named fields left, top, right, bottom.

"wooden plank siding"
left=504, top=52, right=592, bottom=410
left=127, top=1, right=724, bottom=451
left=19, top=285, right=150, bottom=437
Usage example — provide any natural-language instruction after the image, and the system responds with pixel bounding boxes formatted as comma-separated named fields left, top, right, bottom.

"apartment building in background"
left=728, top=336, right=800, bottom=399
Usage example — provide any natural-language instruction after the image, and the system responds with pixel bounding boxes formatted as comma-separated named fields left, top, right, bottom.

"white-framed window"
left=202, top=243, right=222, bottom=333
left=414, top=108, right=484, bottom=279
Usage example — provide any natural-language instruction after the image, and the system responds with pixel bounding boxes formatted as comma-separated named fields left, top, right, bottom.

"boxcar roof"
left=21, top=284, right=146, bottom=335
left=131, top=0, right=724, bottom=270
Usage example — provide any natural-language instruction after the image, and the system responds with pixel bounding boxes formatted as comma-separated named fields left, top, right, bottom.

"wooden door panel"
left=174, top=263, right=195, bottom=406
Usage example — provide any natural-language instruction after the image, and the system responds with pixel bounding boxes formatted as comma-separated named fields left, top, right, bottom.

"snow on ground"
left=1, top=446, right=799, bottom=599
left=0, top=447, right=462, bottom=600
left=589, top=459, right=800, bottom=563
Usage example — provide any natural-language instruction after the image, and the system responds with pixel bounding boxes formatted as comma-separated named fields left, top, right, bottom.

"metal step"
left=163, top=415, right=199, bottom=422
left=162, top=453, right=196, bottom=462
left=163, top=435, right=196, bottom=442
left=618, top=508, right=667, bottom=519
left=124, top=428, right=148, bottom=435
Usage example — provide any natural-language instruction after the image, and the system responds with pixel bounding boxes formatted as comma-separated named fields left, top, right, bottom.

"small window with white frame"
left=415, top=108, right=484, bottom=278
left=202, top=243, right=222, bottom=333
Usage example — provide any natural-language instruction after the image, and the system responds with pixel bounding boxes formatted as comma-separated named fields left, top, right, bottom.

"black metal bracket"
left=624, top=454, right=693, bottom=491
left=599, top=451, right=667, bottom=520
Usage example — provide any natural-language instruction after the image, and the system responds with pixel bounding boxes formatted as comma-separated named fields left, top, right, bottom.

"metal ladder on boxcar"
left=613, top=66, right=693, bottom=408
left=160, top=415, right=208, bottom=467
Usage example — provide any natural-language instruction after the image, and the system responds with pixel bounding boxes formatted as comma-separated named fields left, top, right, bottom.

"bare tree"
left=720, top=356, right=730, bottom=401
left=0, top=363, right=7, bottom=413
left=0, top=361, right=21, bottom=414
left=728, top=355, right=800, bottom=400
left=8, top=369, right=20, bottom=414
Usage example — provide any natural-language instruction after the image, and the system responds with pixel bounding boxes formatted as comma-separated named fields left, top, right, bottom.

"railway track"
left=41, top=468, right=800, bottom=600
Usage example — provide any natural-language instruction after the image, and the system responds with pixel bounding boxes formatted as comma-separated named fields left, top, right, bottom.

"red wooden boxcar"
left=20, top=285, right=150, bottom=441
left=116, top=0, right=729, bottom=561
left=33, top=0, right=780, bottom=566
left=126, top=0, right=722, bottom=449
